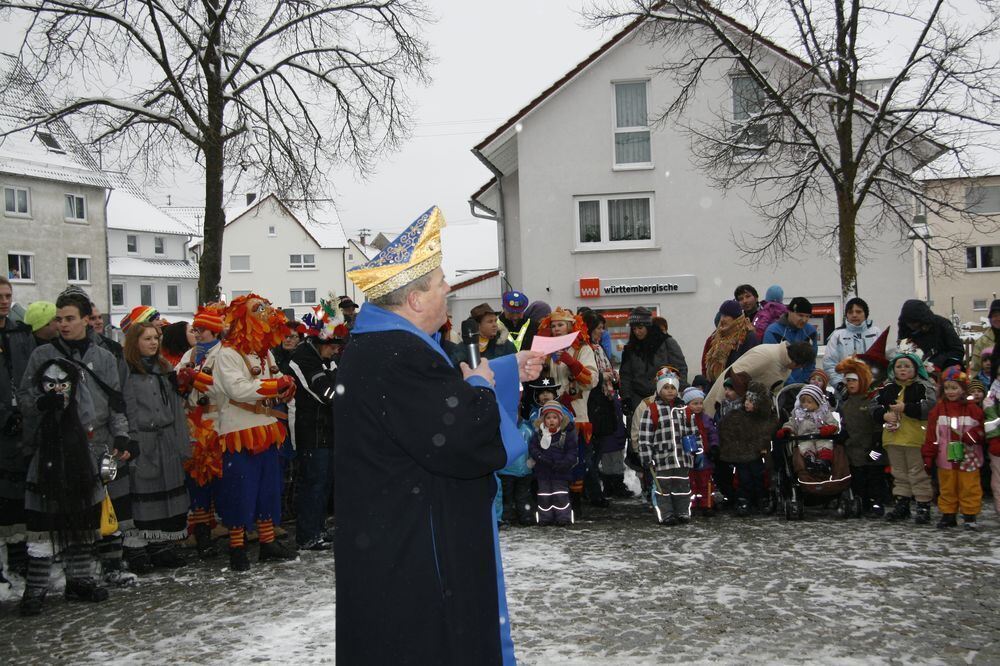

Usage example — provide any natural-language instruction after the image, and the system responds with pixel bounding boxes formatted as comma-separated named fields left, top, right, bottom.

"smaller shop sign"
left=577, top=275, right=697, bottom=299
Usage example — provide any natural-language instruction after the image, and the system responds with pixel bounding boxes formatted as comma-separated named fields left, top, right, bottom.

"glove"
left=277, top=377, right=297, bottom=402
left=113, top=436, right=140, bottom=461
left=775, top=428, right=790, bottom=440
left=818, top=425, right=838, bottom=437
left=36, top=392, right=63, bottom=412
left=557, top=351, right=585, bottom=377
left=176, top=365, right=198, bottom=392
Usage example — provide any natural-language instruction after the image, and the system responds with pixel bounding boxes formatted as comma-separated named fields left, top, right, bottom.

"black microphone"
left=461, top=318, right=481, bottom=369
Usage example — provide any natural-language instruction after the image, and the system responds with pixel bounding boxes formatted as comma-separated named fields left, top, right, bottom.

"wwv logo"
left=579, top=277, right=600, bottom=298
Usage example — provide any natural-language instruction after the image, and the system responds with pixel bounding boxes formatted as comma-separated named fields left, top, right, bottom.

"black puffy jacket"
left=287, top=341, right=338, bottom=449
left=896, top=300, right=965, bottom=371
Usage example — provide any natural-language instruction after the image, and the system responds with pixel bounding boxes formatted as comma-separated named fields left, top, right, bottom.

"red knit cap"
left=193, top=304, right=225, bottom=333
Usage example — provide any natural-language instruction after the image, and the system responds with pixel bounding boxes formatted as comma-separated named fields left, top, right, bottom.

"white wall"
left=108, top=228, right=188, bottom=260
left=504, top=30, right=916, bottom=367
left=2, top=174, right=109, bottom=310
left=220, top=197, right=347, bottom=318
left=108, top=277, right=198, bottom=322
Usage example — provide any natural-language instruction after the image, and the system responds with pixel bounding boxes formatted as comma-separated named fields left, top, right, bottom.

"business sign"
left=577, top=275, right=697, bottom=298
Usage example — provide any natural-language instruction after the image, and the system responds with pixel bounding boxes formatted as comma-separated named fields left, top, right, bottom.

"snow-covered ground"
left=3, top=499, right=999, bottom=664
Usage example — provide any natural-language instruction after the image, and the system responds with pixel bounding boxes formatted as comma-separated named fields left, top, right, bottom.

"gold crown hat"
left=347, top=205, right=446, bottom=299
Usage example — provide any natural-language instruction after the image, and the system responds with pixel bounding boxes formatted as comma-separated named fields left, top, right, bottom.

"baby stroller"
left=770, top=383, right=860, bottom=520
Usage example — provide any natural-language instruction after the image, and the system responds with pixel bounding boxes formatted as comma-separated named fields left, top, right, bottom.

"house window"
left=7, top=253, right=33, bottom=281
left=966, top=186, right=1000, bottom=214
left=35, top=130, right=65, bottom=153
left=140, top=284, right=153, bottom=306
left=613, top=81, right=651, bottom=167
left=154, top=237, right=165, bottom=255
left=167, top=284, right=179, bottom=308
left=268, top=225, right=277, bottom=237
left=731, top=74, right=769, bottom=158
left=67, top=256, right=90, bottom=283
left=65, top=194, right=87, bottom=221
left=973, top=298, right=988, bottom=311
left=348, top=252, right=354, bottom=261
left=966, top=245, right=1000, bottom=271
left=290, top=288, right=317, bottom=304
left=127, top=234, right=138, bottom=253
left=229, top=255, right=251, bottom=272
left=574, top=194, right=654, bottom=250
left=3, top=186, right=29, bottom=216
left=289, top=253, right=316, bottom=269
left=111, top=283, right=125, bottom=307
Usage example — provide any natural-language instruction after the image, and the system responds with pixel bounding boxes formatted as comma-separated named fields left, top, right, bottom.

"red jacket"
left=922, top=399, right=984, bottom=470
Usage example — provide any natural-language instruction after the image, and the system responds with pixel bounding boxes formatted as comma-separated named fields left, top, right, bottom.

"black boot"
left=886, top=497, right=911, bottom=521
left=609, top=474, right=634, bottom=498
left=962, top=514, right=979, bottom=531
left=936, top=513, right=957, bottom=529
left=194, top=524, right=219, bottom=559
left=229, top=546, right=250, bottom=572
left=258, top=539, right=298, bottom=563
left=65, top=578, right=109, bottom=603
left=19, top=586, right=47, bottom=616
left=661, top=513, right=679, bottom=526
left=736, top=499, right=751, bottom=518
left=149, top=544, right=187, bottom=569
left=914, top=501, right=931, bottom=525
left=124, top=546, right=154, bottom=574
left=570, top=492, right=583, bottom=520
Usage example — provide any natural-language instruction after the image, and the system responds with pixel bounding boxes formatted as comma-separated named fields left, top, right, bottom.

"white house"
left=106, top=175, right=199, bottom=323
left=468, top=18, right=929, bottom=365
left=447, top=269, right=503, bottom=325
left=1, top=53, right=111, bottom=312
left=343, top=237, right=379, bottom=305
left=220, top=194, right=349, bottom=319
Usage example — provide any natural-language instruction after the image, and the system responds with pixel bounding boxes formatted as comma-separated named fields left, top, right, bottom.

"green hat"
left=24, top=300, right=57, bottom=332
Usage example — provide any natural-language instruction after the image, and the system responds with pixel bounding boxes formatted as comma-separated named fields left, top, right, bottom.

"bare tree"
left=1, top=0, right=431, bottom=302
left=588, top=0, right=1000, bottom=297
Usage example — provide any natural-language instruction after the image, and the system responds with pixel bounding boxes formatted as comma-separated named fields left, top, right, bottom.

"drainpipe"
left=470, top=148, right=508, bottom=281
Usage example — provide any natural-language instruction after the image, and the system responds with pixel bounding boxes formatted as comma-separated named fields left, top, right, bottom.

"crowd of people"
left=1, top=269, right=999, bottom=619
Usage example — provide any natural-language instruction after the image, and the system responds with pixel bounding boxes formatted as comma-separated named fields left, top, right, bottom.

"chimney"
left=358, top=227, right=370, bottom=246
left=246, top=192, right=257, bottom=206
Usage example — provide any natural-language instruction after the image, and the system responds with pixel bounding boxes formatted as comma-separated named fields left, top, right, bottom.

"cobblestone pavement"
left=2, top=498, right=999, bottom=664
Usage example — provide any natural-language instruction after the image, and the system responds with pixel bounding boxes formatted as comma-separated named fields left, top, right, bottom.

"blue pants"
left=217, top=447, right=282, bottom=530
left=294, top=448, right=332, bottom=545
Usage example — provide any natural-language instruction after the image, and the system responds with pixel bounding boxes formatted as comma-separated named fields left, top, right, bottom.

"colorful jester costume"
left=213, top=294, right=297, bottom=569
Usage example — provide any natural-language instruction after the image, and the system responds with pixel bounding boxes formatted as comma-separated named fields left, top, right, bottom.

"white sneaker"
left=103, top=569, right=138, bottom=587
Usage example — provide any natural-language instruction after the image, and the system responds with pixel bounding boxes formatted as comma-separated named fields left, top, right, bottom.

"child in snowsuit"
left=529, top=401, right=578, bottom=525
left=496, top=419, right=536, bottom=527
left=638, top=368, right=699, bottom=525
left=836, top=357, right=889, bottom=517
left=682, top=386, right=719, bottom=515
left=873, top=350, right=937, bottom=524
left=718, top=381, right=777, bottom=517
left=777, top=384, right=840, bottom=477
left=922, top=367, right=985, bottom=529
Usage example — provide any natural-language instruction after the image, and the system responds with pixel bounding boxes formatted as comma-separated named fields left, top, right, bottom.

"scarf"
left=705, top=315, right=753, bottom=381
left=592, top=343, right=616, bottom=398
left=194, top=339, right=219, bottom=364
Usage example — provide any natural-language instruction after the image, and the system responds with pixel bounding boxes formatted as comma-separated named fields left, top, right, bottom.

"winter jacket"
left=0, top=318, right=35, bottom=507
left=287, top=340, right=339, bottom=449
left=718, top=382, right=778, bottom=464
left=823, top=321, right=883, bottom=387
left=896, top=300, right=965, bottom=371
left=838, top=393, right=881, bottom=467
left=547, top=341, right=598, bottom=424
left=971, top=328, right=996, bottom=374
left=213, top=346, right=287, bottom=452
left=872, top=379, right=937, bottom=447
left=450, top=334, right=516, bottom=367
left=763, top=314, right=818, bottom=384
left=704, top=342, right=795, bottom=418
left=751, top=300, right=788, bottom=341
left=984, top=381, right=1000, bottom=455
left=701, top=329, right=759, bottom=381
left=922, top=399, right=985, bottom=472
left=637, top=396, right=698, bottom=469
left=688, top=408, right=719, bottom=471
left=529, top=423, right=579, bottom=481
left=619, top=332, right=688, bottom=410
left=499, top=421, right=534, bottom=478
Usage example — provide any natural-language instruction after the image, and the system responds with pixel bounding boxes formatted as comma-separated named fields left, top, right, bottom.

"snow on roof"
left=917, top=130, right=1000, bottom=181
left=109, top=256, right=199, bottom=279
left=105, top=172, right=197, bottom=235
left=348, top=238, right=379, bottom=260
left=0, top=53, right=109, bottom=189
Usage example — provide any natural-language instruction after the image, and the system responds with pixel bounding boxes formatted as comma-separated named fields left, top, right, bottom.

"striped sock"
left=228, top=528, right=245, bottom=549
left=26, top=556, right=52, bottom=592
left=189, top=508, right=213, bottom=526
left=257, top=519, right=275, bottom=544
left=64, top=545, right=96, bottom=581
left=98, top=535, right=123, bottom=571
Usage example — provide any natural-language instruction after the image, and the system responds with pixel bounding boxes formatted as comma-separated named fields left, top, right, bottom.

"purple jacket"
left=752, top=300, right=788, bottom=342
left=529, top=426, right=579, bottom=481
